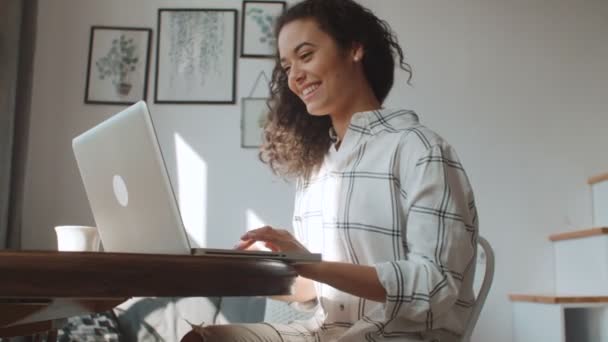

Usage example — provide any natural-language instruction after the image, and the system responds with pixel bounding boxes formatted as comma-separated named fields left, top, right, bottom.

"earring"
left=354, top=56, right=360, bottom=62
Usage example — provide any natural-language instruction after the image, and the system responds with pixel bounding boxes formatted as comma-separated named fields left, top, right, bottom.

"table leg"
left=47, top=329, right=58, bottom=342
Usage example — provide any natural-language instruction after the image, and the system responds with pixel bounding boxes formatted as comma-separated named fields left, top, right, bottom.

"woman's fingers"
left=233, top=239, right=256, bottom=250
left=235, top=226, right=279, bottom=250
left=238, top=226, right=308, bottom=253
left=242, top=226, right=292, bottom=241
left=264, top=241, right=281, bottom=251
left=240, top=225, right=275, bottom=240
left=241, top=227, right=268, bottom=241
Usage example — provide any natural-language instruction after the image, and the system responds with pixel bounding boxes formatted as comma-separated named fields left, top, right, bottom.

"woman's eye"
left=301, top=52, right=312, bottom=60
left=283, top=66, right=291, bottom=75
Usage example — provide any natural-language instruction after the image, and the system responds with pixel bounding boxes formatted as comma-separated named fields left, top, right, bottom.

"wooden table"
left=0, top=250, right=297, bottom=338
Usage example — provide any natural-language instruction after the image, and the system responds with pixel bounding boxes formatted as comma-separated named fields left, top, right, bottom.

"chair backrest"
left=461, top=236, right=495, bottom=342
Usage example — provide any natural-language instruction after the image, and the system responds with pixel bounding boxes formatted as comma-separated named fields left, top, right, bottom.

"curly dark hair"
left=259, top=0, right=412, bottom=180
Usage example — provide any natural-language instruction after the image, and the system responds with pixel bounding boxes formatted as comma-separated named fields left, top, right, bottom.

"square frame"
left=241, top=1, right=286, bottom=58
left=84, top=26, right=152, bottom=105
left=155, top=8, right=238, bottom=104
left=241, top=97, right=269, bottom=148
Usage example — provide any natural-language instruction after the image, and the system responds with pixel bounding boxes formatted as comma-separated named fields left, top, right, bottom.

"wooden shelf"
left=511, top=294, right=608, bottom=341
left=588, top=172, right=608, bottom=185
left=549, top=227, right=608, bottom=241
left=509, top=294, right=608, bottom=304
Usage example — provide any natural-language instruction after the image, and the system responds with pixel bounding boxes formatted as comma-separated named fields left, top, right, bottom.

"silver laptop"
left=72, top=101, right=320, bottom=263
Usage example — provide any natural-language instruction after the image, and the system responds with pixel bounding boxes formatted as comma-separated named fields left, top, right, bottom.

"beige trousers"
left=180, top=323, right=459, bottom=342
left=181, top=323, right=320, bottom=342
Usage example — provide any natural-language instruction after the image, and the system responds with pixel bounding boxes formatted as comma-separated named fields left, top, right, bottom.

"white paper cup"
left=54, top=225, right=101, bottom=252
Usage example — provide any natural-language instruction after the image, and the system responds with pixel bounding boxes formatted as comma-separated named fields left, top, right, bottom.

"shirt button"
left=339, top=304, right=345, bottom=311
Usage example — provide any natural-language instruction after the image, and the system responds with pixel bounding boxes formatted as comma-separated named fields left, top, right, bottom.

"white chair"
left=461, top=236, right=495, bottom=342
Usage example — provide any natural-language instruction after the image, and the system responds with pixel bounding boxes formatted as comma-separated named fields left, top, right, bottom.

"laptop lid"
left=73, top=101, right=322, bottom=263
left=73, top=101, right=192, bottom=255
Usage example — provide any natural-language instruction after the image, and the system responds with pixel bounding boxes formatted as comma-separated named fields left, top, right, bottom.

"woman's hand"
left=234, top=225, right=309, bottom=254
left=234, top=226, right=319, bottom=302
left=234, top=227, right=385, bottom=303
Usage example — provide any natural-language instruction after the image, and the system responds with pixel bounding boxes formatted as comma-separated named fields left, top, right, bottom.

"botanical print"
left=242, top=1, right=286, bottom=58
left=247, top=7, right=276, bottom=51
left=167, top=12, right=223, bottom=88
left=95, top=34, right=139, bottom=96
left=156, top=9, right=237, bottom=103
left=85, top=27, right=151, bottom=105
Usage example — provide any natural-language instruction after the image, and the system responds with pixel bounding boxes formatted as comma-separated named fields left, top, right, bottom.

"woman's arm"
left=237, top=227, right=386, bottom=303
left=270, top=275, right=317, bottom=303
left=295, top=261, right=386, bottom=303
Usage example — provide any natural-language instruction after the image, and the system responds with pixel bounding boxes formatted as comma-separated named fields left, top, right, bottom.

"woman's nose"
left=289, top=65, right=305, bottom=84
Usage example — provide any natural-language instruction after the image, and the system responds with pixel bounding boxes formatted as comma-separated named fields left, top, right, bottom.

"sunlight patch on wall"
left=246, top=209, right=266, bottom=231
left=175, top=133, right=207, bottom=248
left=246, top=208, right=270, bottom=251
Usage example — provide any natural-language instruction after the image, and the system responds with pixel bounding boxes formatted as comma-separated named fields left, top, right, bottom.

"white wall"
left=24, top=0, right=299, bottom=251
left=21, top=0, right=608, bottom=342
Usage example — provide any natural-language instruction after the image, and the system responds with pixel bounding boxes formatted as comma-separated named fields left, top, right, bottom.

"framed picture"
left=241, top=97, right=269, bottom=148
left=155, top=8, right=237, bottom=104
left=241, top=1, right=286, bottom=58
left=84, top=26, right=152, bottom=105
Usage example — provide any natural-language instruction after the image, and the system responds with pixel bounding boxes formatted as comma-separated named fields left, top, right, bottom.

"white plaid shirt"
left=290, top=108, right=479, bottom=341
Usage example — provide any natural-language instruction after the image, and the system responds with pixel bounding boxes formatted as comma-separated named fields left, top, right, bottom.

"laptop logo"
left=113, top=175, right=129, bottom=207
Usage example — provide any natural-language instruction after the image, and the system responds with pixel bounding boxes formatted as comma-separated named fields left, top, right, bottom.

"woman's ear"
left=352, top=42, right=364, bottom=62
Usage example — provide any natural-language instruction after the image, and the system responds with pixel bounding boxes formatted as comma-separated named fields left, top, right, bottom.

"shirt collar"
left=348, top=108, right=419, bottom=136
left=326, top=108, right=419, bottom=168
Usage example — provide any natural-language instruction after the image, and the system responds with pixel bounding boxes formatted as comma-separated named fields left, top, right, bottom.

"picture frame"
left=241, top=97, right=269, bottom=148
left=155, top=8, right=238, bottom=104
left=84, top=26, right=152, bottom=105
left=241, top=1, right=286, bottom=58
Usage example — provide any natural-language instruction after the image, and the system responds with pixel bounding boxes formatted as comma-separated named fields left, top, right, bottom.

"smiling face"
left=278, top=18, right=365, bottom=118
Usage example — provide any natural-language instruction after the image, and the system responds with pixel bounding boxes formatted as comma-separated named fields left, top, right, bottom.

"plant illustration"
left=95, top=34, right=139, bottom=96
left=168, top=12, right=225, bottom=88
left=247, top=8, right=277, bottom=49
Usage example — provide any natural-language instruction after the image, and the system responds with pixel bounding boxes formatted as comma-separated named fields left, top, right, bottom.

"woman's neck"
left=330, top=91, right=381, bottom=143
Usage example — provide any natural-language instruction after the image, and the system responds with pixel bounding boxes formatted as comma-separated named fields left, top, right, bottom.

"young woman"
left=183, top=0, right=478, bottom=341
